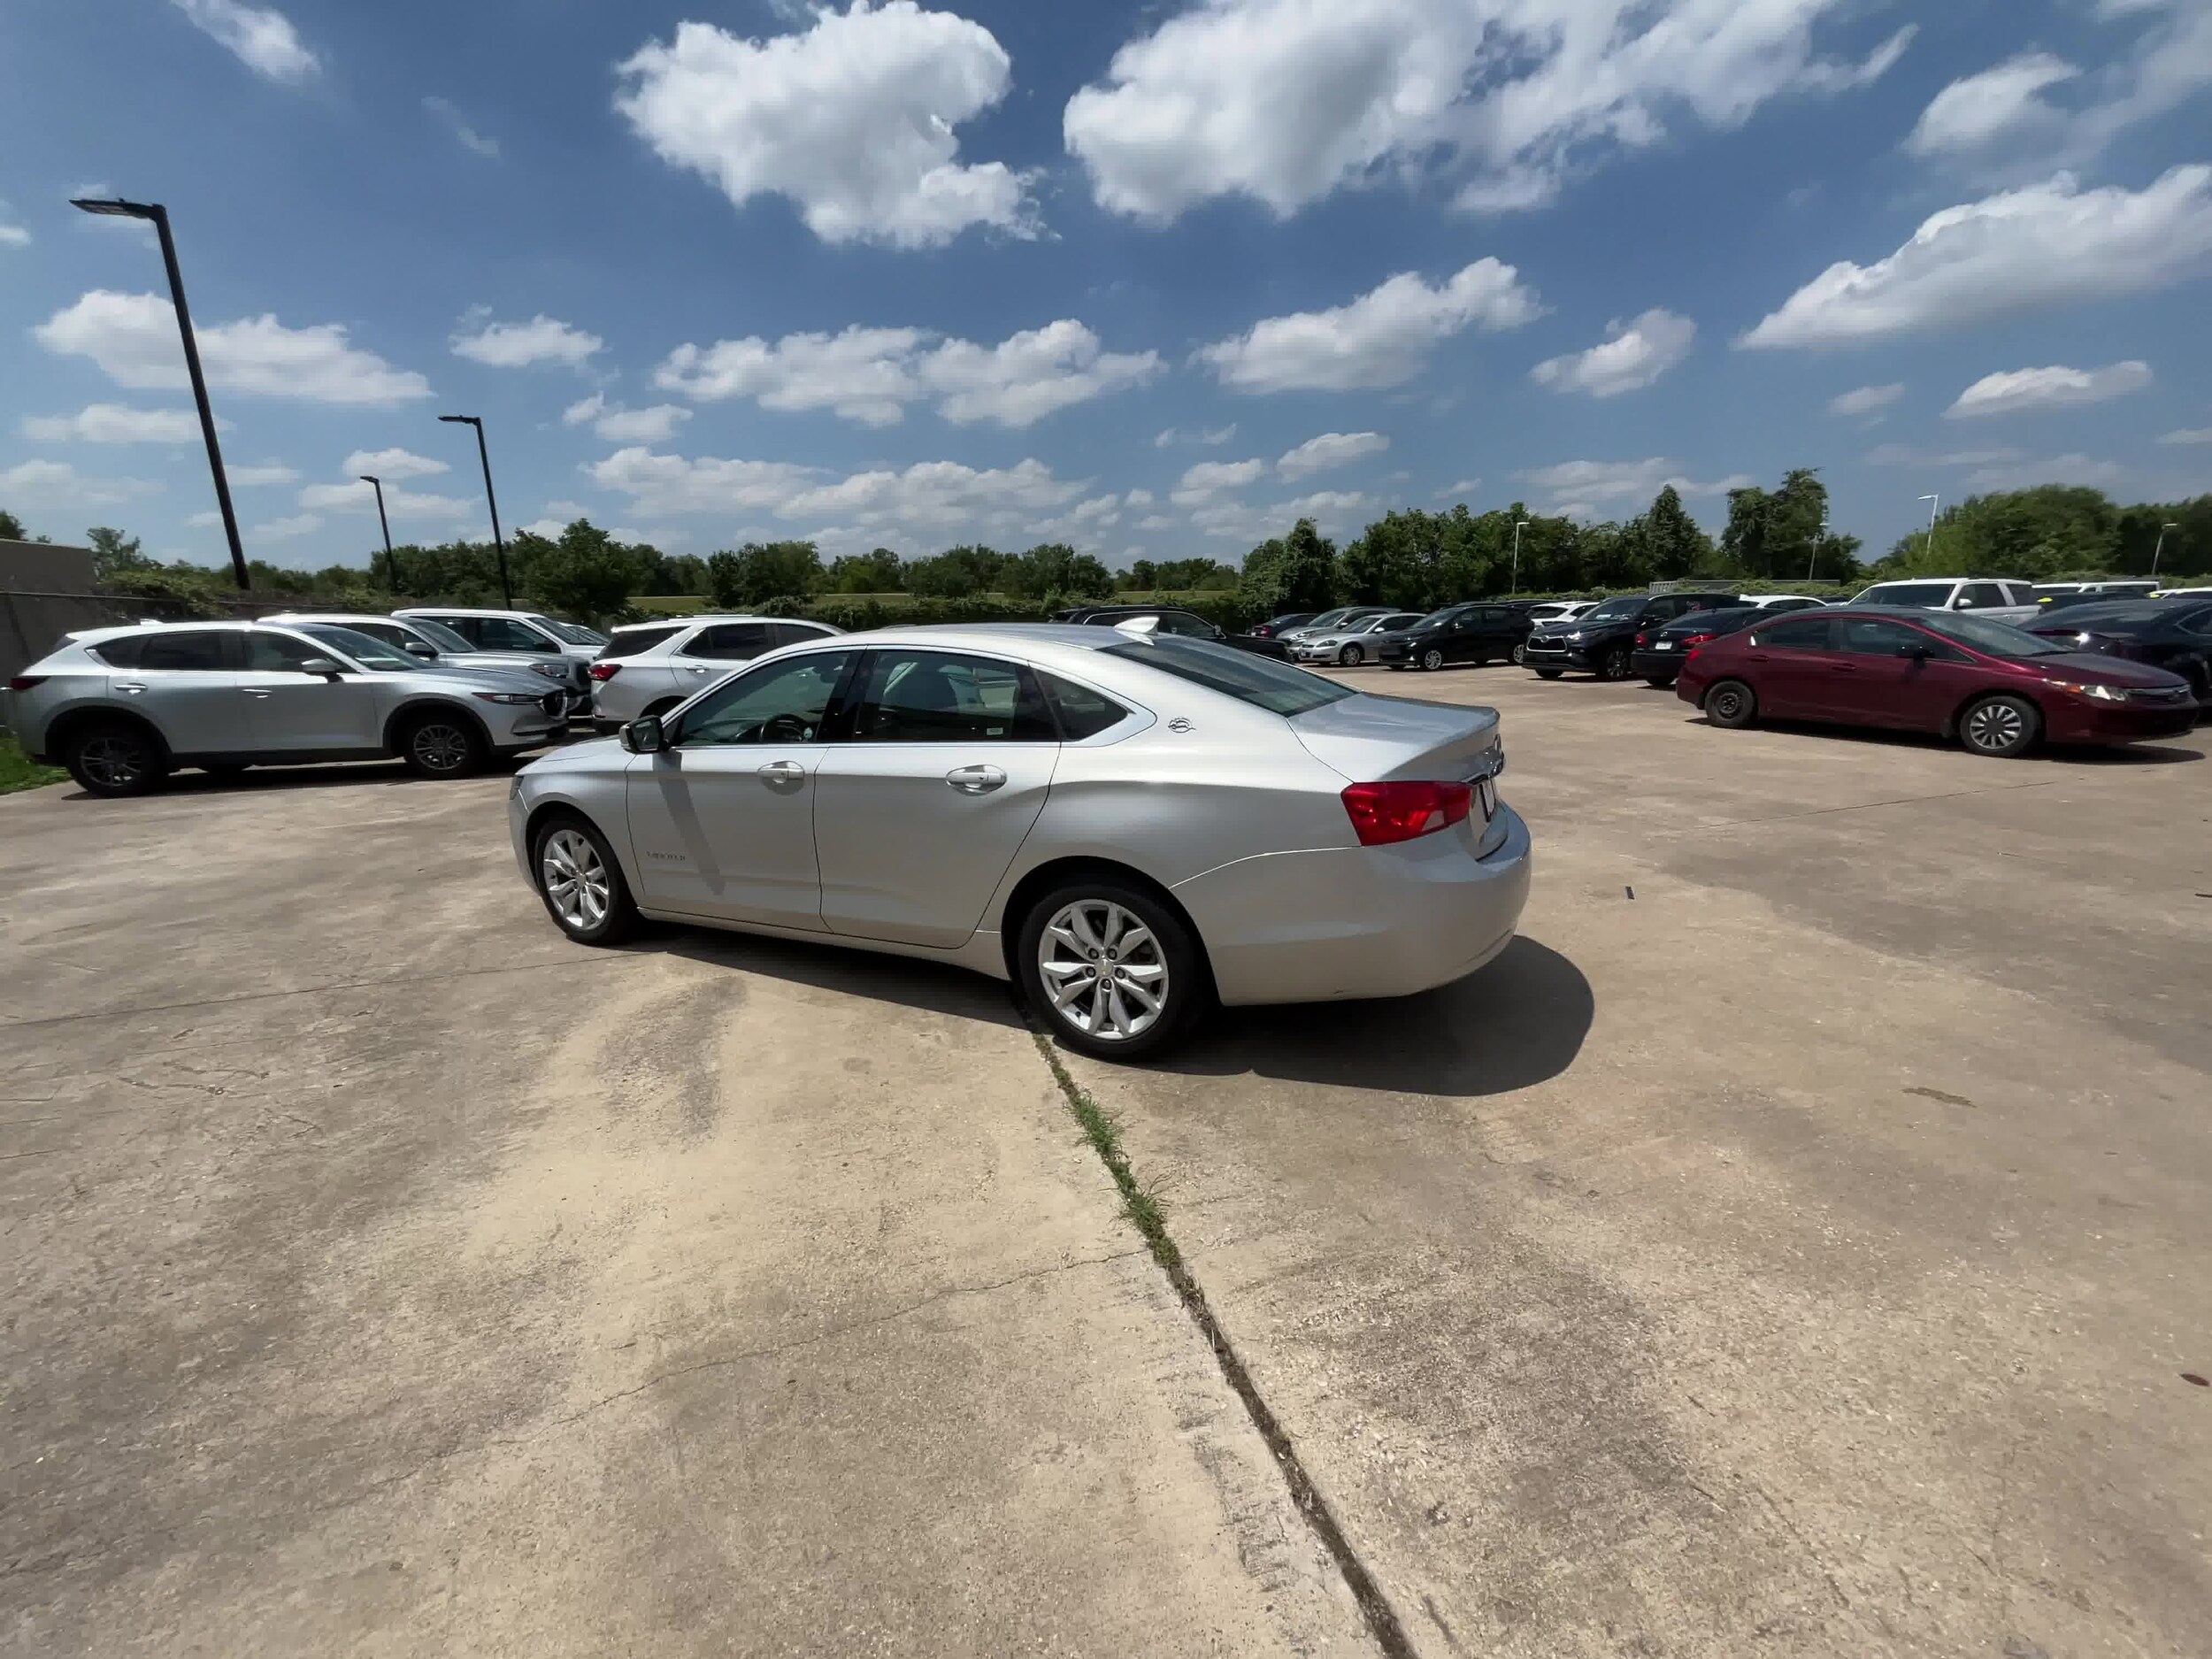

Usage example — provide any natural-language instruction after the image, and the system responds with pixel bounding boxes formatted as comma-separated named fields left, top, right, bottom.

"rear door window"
left=470, top=617, right=561, bottom=652
left=1752, top=617, right=1836, bottom=650
left=602, top=625, right=682, bottom=659
left=686, top=623, right=775, bottom=660
left=1956, top=583, right=2008, bottom=610
left=1038, top=672, right=1130, bottom=740
left=244, top=631, right=332, bottom=671
left=134, top=630, right=237, bottom=670
left=847, top=650, right=1055, bottom=742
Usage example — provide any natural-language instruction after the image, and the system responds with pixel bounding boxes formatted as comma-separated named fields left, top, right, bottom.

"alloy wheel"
left=1963, top=700, right=2026, bottom=753
left=1340, top=643, right=1364, bottom=666
left=541, top=828, right=611, bottom=932
left=80, top=733, right=147, bottom=790
left=411, top=721, right=472, bottom=773
left=1037, top=899, right=1171, bottom=1042
left=1421, top=648, right=1445, bottom=671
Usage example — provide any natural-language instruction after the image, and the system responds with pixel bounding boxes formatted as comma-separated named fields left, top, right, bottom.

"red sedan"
left=1675, top=606, right=2200, bottom=757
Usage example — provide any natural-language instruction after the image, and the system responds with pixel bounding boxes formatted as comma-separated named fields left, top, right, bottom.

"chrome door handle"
left=116, top=682, right=147, bottom=694
left=757, top=759, right=806, bottom=789
left=687, top=664, right=711, bottom=674
left=244, top=688, right=273, bottom=698
left=946, top=764, right=1007, bottom=795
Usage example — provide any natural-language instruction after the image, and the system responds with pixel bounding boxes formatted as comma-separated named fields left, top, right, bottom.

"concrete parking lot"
left=4, top=672, right=2208, bottom=1656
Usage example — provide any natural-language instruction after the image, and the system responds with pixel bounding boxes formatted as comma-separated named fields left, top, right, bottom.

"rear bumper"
left=1174, top=804, right=1532, bottom=1006
left=1630, top=648, right=1683, bottom=679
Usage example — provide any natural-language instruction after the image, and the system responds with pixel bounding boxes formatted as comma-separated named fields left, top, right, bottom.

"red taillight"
left=1634, top=632, right=1647, bottom=647
left=1680, top=632, right=1717, bottom=648
left=588, top=662, right=621, bottom=681
left=6, top=675, right=47, bottom=692
left=1341, top=780, right=1472, bottom=847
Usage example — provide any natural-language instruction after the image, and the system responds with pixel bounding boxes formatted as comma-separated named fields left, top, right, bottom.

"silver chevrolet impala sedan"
left=509, top=623, right=1531, bottom=1059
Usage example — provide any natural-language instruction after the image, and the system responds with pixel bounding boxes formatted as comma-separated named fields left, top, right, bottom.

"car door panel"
left=104, top=629, right=249, bottom=755
left=1831, top=618, right=1981, bottom=731
left=813, top=649, right=1060, bottom=949
left=1738, top=617, right=1839, bottom=717
left=239, top=673, right=384, bottom=751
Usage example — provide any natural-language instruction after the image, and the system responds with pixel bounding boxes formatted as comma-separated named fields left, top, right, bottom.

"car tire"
left=1511, top=643, right=1527, bottom=665
left=1419, top=647, right=1446, bottom=672
left=397, top=708, right=489, bottom=779
left=1705, top=680, right=1757, bottom=729
left=1018, top=879, right=1204, bottom=1063
left=60, top=718, right=168, bottom=798
left=1957, top=694, right=2041, bottom=759
left=1597, top=644, right=1634, bottom=681
left=1534, top=669, right=1563, bottom=680
left=532, top=812, right=641, bottom=946
left=1339, top=643, right=1365, bottom=666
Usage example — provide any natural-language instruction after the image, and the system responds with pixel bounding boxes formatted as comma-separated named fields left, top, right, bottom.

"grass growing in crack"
left=1030, top=1032, right=1180, bottom=1274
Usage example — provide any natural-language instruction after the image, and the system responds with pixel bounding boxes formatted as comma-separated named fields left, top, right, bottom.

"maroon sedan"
left=1675, top=606, right=2200, bottom=757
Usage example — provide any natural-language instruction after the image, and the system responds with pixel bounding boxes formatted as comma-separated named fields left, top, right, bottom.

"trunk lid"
left=1288, top=693, right=1502, bottom=784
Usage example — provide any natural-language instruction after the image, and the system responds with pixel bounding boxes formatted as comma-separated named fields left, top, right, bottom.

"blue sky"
left=4, top=0, right=2209, bottom=572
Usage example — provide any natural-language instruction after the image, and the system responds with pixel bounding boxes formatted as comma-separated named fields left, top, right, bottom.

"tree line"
left=8, top=471, right=2208, bottom=631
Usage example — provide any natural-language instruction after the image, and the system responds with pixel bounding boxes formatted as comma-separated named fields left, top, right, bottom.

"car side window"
left=2174, top=605, right=2212, bottom=637
left=768, top=622, right=830, bottom=648
left=134, top=630, right=235, bottom=671
left=349, top=622, right=409, bottom=649
left=89, top=634, right=146, bottom=667
left=676, top=650, right=855, bottom=747
left=1956, top=583, right=2007, bottom=610
left=1752, top=617, right=1836, bottom=650
left=245, top=631, right=331, bottom=672
left=1151, top=611, right=1219, bottom=639
left=685, top=623, right=774, bottom=660
left=472, top=618, right=559, bottom=652
left=1839, top=618, right=1938, bottom=657
left=848, top=649, right=1054, bottom=743
left=1037, top=672, right=1130, bottom=741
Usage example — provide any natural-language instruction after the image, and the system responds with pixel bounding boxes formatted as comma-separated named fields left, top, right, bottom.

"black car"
left=1050, top=604, right=1292, bottom=659
left=1629, top=605, right=1763, bottom=687
left=1375, top=602, right=1537, bottom=672
left=1522, top=590, right=1745, bottom=681
left=2024, top=597, right=2212, bottom=708
left=1248, top=611, right=1315, bottom=640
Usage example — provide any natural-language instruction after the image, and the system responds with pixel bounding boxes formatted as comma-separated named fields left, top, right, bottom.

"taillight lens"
left=588, top=661, right=621, bottom=681
left=6, top=675, right=48, bottom=691
left=1341, top=780, right=1472, bottom=847
left=1680, top=632, right=1716, bottom=648
left=1634, top=632, right=1647, bottom=647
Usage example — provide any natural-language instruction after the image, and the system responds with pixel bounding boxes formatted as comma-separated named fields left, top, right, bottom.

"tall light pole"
left=1511, top=519, right=1529, bottom=595
left=360, top=474, right=398, bottom=593
left=2151, top=520, right=2179, bottom=579
left=1918, top=493, right=1940, bottom=565
left=1809, top=512, right=1828, bottom=583
left=439, top=413, right=511, bottom=607
left=70, top=196, right=249, bottom=590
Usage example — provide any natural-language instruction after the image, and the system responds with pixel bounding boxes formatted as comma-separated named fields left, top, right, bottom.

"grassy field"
left=1, top=733, right=65, bottom=795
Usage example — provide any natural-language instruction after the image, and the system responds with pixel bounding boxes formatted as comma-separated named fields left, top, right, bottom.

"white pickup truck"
left=1846, top=577, right=2043, bottom=626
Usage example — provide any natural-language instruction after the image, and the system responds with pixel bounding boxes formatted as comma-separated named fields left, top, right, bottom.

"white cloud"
left=1745, top=167, right=2212, bottom=349
left=2160, top=426, right=2212, bottom=446
left=655, top=319, right=1156, bottom=427
left=0, top=459, right=159, bottom=508
left=1864, top=443, right=2021, bottom=467
left=36, top=290, right=430, bottom=405
left=1964, top=453, right=2129, bottom=492
left=0, top=221, right=28, bottom=249
left=252, top=513, right=322, bottom=540
left=1905, top=52, right=2078, bottom=158
left=562, top=394, right=604, bottom=426
left=1171, top=458, right=1269, bottom=506
left=1197, top=260, right=1541, bottom=393
left=1946, top=360, right=2153, bottom=419
left=1188, top=490, right=1372, bottom=543
left=342, top=448, right=449, bottom=480
left=1828, top=382, right=1905, bottom=418
left=297, top=480, right=474, bottom=521
left=450, top=314, right=603, bottom=369
left=594, top=404, right=691, bottom=443
left=19, top=403, right=212, bottom=443
left=1155, top=424, right=1237, bottom=448
left=584, top=448, right=826, bottom=517
left=1135, top=514, right=1176, bottom=531
left=1277, top=430, right=1388, bottom=480
left=1124, top=488, right=1154, bottom=508
left=226, top=463, right=299, bottom=487
left=1437, top=478, right=1481, bottom=500
left=1530, top=308, right=1694, bottom=397
left=1514, top=457, right=1753, bottom=510
left=170, top=0, right=317, bottom=82
left=424, top=96, right=500, bottom=159
left=785, top=458, right=1087, bottom=532
left=614, top=4, right=1035, bottom=248
left=1064, top=0, right=1912, bottom=221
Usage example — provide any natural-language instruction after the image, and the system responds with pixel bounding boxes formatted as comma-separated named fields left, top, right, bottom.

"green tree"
left=1640, top=486, right=1709, bottom=579
left=823, top=547, right=905, bottom=594
left=86, top=526, right=151, bottom=580
left=1878, top=486, right=2120, bottom=580
left=1239, top=518, right=1339, bottom=616
left=0, top=509, right=27, bottom=541
left=1003, top=542, right=1115, bottom=601
left=521, top=518, right=640, bottom=625
left=1125, top=558, right=1159, bottom=589
left=707, top=540, right=824, bottom=608
left=905, top=543, right=1006, bottom=598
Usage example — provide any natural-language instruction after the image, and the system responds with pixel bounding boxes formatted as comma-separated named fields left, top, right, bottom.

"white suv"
left=588, top=615, right=843, bottom=731
left=1847, top=578, right=2041, bottom=624
left=395, top=607, right=605, bottom=713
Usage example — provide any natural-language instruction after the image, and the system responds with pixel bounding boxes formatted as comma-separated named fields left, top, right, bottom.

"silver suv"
left=394, top=607, right=605, bottom=712
left=5, top=620, right=566, bottom=797
left=262, top=610, right=585, bottom=712
left=588, top=614, right=842, bottom=731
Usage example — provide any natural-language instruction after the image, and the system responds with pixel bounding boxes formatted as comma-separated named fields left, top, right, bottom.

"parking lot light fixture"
left=439, top=413, right=511, bottom=607
left=360, top=474, right=398, bottom=593
left=1512, top=519, right=1529, bottom=595
left=2152, top=521, right=2179, bottom=577
left=69, top=196, right=250, bottom=591
left=1919, top=494, right=1940, bottom=564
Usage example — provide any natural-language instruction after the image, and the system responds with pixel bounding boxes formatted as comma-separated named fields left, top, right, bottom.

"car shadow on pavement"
left=641, top=925, right=1028, bottom=1028
left=1160, top=936, right=1592, bottom=1097
left=1686, top=717, right=2205, bottom=764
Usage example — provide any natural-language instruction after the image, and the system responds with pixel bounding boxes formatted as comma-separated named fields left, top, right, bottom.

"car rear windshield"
left=601, top=625, right=683, bottom=659
left=1913, top=611, right=2066, bottom=657
left=1855, top=582, right=1955, bottom=609
left=2036, top=604, right=2163, bottom=632
left=1666, top=607, right=1757, bottom=633
left=540, top=618, right=605, bottom=646
left=1101, top=637, right=1352, bottom=716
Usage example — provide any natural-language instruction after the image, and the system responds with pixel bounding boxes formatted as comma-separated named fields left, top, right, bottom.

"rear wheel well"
left=45, top=704, right=169, bottom=764
left=997, top=856, right=1213, bottom=995
left=381, top=698, right=494, bottom=757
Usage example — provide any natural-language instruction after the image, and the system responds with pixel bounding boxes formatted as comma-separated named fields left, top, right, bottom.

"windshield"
left=297, top=624, right=419, bottom=671
left=1912, top=611, right=2067, bottom=658
left=1373, top=613, right=1425, bottom=631
left=406, top=616, right=475, bottom=653
left=1578, top=597, right=1642, bottom=625
left=1102, top=637, right=1353, bottom=717
left=539, top=618, right=605, bottom=646
left=1854, top=582, right=1955, bottom=610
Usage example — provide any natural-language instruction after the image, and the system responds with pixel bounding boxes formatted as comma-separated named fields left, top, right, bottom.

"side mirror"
left=298, top=657, right=343, bottom=678
left=403, top=641, right=436, bottom=658
left=619, top=714, right=665, bottom=754
left=1897, top=642, right=1932, bottom=661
